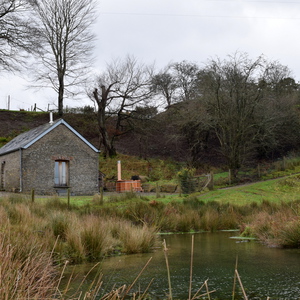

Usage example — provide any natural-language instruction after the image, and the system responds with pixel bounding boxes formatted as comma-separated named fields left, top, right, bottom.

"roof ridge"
left=0, top=119, right=99, bottom=156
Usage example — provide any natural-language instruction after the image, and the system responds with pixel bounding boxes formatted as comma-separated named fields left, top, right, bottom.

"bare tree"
left=171, top=61, right=200, bottom=102
left=30, top=0, right=96, bottom=116
left=151, top=66, right=178, bottom=108
left=0, top=0, right=41, bottom=72
left=90, top=56, right=154, bottom=158
left=151, top=61, right=201, bottom=108
left=198, top=53, right=299, bottom=179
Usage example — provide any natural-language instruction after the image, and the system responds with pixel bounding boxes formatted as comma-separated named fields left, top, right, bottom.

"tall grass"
left=239, top=201, right=300, bottom=247
left=0, top=195, right=159, bottom=265
left=80, top=216, right=114, bottom=261
left=1, top=189, right=300, bottom=269
left=0, top=230, right=57, bottom=300
left=119, top=223, right=158, bottom=253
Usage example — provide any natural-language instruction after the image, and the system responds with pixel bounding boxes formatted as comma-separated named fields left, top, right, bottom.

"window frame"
left=54, top=160, right=69, bottom=187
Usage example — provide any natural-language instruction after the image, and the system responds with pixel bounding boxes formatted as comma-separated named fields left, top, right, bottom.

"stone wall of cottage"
left=21, top=124, right=99, bottom=195
left=0, top=151, right=20, bottom=192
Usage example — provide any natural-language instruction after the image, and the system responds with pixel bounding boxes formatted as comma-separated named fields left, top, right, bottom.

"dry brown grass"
left=0, top=231, right=57, bottom=300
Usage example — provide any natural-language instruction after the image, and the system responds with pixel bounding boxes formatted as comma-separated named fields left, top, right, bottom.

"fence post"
left=31, top=189, right=35, bottom=203
left=100, top=187, right=104, bottom=205
left=156, top=182, right=160, bottom=198
left=67, top=188, right=70, bottom=208
left=228, top=169, right=231, bottom=185
left=208, top=171, right=214, bottom=190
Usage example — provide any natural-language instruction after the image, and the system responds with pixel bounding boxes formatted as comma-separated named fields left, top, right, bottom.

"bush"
left=177, top=168, right=196, bottom=194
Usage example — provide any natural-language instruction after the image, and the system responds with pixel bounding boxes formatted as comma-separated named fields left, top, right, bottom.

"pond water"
left=65, top=232, right=300, bottom=299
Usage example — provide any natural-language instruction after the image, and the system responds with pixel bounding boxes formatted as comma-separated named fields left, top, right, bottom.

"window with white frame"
left=54, top=161, right=69, bottom=186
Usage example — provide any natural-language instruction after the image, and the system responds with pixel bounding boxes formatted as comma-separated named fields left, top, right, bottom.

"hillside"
left=1, top=109, right=298, bottom=177
left=0, top=110, right=100, bottom=149
left=0, top=109, right=193, bottom=162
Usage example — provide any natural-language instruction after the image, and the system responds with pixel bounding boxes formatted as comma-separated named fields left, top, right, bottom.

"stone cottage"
left=0, top=117, right=100, bottom=195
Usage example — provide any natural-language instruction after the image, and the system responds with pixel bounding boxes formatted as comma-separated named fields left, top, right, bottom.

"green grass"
left=32, top=174, right=300, bottom=207
left=199, top=176, right=300, bottom=205
left=198, top=180, right=282, bottom=205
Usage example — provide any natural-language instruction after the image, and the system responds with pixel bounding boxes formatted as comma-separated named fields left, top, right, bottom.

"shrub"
left=177, top=168, right=196, bottom=194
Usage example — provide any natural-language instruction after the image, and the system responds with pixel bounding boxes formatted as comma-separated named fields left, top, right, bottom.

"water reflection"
left=65, top=232, right=300, bottom=299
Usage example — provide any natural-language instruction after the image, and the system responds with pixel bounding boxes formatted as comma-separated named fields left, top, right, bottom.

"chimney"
left=117, top=160, right=122, bottom=181
left=49, top=112, right=53, bottom=125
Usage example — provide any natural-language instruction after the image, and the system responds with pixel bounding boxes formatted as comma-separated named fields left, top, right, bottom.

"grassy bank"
left=6, top=173, right=300, bottom=251
left=31, top=174, right=300, bottom=247
left=1, top=174, right=300, bottom=299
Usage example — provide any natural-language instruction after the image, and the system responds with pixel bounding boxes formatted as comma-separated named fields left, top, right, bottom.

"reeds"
left=119, top=223, right=158, bottom=254
left=162, top=235, right=219, bottom=300
left=80, top=216, right=113, bottom=261
left=0, top=195, right=159, bottom=265
left=239, top=200, right=300, bottom=247
left=0, top=230, right=57, bottom=300
left=3, top=191, right=300, bottom=256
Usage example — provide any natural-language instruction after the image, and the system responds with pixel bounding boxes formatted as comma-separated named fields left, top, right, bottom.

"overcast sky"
left=1, top=0, right=300, bottom=111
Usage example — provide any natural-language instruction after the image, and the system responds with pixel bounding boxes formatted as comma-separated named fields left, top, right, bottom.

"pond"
left=65, top=232, right=300, bottom=299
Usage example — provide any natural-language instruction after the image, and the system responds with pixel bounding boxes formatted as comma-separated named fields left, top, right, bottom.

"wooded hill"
left=1, top=103, right=300, bottom=177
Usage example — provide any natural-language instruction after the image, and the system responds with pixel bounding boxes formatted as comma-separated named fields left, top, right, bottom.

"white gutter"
left=19, top=148, right=23, bottom=192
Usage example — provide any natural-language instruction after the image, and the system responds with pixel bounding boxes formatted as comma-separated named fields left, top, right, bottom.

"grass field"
left=198, top=177, right=300, bottom=205
left=33, top=173, right=300, bottom=207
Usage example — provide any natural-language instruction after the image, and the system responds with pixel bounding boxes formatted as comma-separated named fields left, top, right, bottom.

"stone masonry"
left=0, top=122, right=99, bottom=195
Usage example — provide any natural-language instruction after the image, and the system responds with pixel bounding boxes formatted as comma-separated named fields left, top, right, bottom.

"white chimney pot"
left=49, top=112, right=53, bottom=125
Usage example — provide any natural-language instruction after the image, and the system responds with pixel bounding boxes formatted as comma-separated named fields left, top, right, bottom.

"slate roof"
left=0, top=119, right=99, bottom=156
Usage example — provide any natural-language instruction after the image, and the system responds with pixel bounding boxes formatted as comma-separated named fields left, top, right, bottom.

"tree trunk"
left=93, top=88, right=117, bottom=158
left=58, top=75, right=64, bottom=117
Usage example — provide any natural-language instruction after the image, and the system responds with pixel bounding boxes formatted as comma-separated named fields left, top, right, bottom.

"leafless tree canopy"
left=151, top=67, right=178, bottom=108
left=0, top=0, right=41, bottom=72
left=90, top=56, right=155, bottom=157
left=151, top=61, right=201, bottom=108
left=31, top=0, right=97, bottom=115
